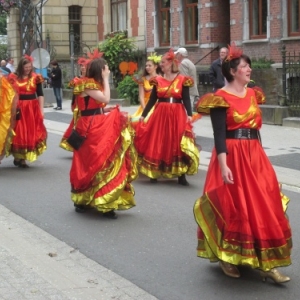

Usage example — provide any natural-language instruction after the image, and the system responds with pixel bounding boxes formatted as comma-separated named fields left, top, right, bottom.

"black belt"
left=226, top=128, right=259, bottom=139
left=158, top=98, right=182, bottom=103
left=80, top=108, right=104, bottom=116
left=19, top=94, right=37, bottom=100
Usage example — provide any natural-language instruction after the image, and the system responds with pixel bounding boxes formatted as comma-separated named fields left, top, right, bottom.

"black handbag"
left=67, top=108, right=96, bottom=150
left=16, top=107, right=21, bottom=120
left=67, top=129, right=86, bottom=150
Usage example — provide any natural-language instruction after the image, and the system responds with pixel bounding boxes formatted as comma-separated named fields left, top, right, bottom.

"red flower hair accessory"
left=78, top=49, right=104, bottom=66
left=225, top=42, right=243, bottom=62
left=163, top=48, right=179, bottom=66
left=24, top=54, right=33, bottom=63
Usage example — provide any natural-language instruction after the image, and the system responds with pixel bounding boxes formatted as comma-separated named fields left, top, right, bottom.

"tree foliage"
left=0, top=15, right=7, bottom=35
left=116, top=75, right=139, bottom=105
left=98, top=31, right=144, bottom=87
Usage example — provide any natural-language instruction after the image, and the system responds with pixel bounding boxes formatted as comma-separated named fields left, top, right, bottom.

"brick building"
left=145, top=0, right=300, bottom=66
left=6, top=0, right=300, bottom=75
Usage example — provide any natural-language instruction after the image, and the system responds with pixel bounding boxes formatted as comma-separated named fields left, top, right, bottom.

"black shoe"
left=74, top=204, right=86, bottom=213
left=53, top=107, right=58, bottom=110
left=178, top=174, right=189, bottom=186
left=13, top=159, right=21, bottom=166
left=56, top=107, right=62, bottom=110
left=19, top=159, right=29, bottom=168
left=103, top=210, right=118, bottom=219
left=150, top=178, right=158, bottom=183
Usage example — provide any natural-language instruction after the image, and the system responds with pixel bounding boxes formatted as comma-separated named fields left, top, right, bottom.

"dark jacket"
left=50, top=66, right=62, bottom=88
left=209, top=58, right=225, bottom=91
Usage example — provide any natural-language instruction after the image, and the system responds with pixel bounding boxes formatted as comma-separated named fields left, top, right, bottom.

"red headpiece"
left=225, top=42, right=243, bottom=62
left=24, top=54, right=34, bottom=63
left=77, top=49, right=104, bottom=66
left=163, top=48, right=179, bottom=65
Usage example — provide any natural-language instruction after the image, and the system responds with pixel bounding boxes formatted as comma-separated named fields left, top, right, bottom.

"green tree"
left=98, top=31, right=142, bottom=87
left=0, top=15, right=7, bottom=35
left=0, top=44, right=7, bottom=59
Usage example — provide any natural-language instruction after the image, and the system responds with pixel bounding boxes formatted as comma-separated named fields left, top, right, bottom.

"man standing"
left=209, top=47, right=228, bottom=92
left=6, top=57, right=15, bottom=73
left=50, top=60, right=63, bottom=110
left=175, top=47, right=199, bottom=109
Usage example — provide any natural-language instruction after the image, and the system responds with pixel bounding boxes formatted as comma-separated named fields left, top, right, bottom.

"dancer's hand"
left=139, top=116, right=144, bottom=122
left=102, top=65, right=110, bottom=79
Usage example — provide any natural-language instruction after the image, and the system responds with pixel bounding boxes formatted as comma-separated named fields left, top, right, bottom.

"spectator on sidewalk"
left=50, top=60, right=63, bottom=110
left=209, top=47, right=228, bottom=92
left=1, top=60, right=11, bottom=74
left=6, top=57, right=15, bottom=73
left=175, top=47, right=199, bottom=108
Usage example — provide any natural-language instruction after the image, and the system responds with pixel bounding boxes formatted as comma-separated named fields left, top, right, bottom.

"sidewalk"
left=0, top=204, right=157, bottom=300
left=1, top=100, right=299, bottom=300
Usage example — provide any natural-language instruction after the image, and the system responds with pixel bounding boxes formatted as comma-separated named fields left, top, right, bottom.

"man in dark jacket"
left=50, top=60, right=63, bottom=110
left=209, top=47, right=228, bottom=92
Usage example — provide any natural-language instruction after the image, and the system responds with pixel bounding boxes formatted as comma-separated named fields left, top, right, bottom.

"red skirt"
left=193, top=139, right=292, bottom=271
left=70, top=107, right=137, bottom=212
left=11, top=99, right=47, bottom=161
left=134, top=102, right=199, bottom=178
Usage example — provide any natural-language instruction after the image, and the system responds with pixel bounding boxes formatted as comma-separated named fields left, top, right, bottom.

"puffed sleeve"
left=251, top=86, right=266, bottom=104
left=35, top=74, right=44, bottom=84
left=132, top=75, right=144, bottom=86
left=196, top=93, right=229, bottom=114
left=149, top=77, right=158, bottom=86
left=182, top=76, right=194, bottom=87
left=73, top=78, right=102, bottom=95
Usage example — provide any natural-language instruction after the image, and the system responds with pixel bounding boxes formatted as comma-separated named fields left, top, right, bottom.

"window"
left=69, top=6, right=82, bottom=55
left=184, top=0, right=198, bottom=44
left=158, top=0, right=170, bottom=46
left=288, top=0, right=300, bottom=36
left=249, top=0, right=267, bottom=39
left=111, top=0, right=127, bottom=32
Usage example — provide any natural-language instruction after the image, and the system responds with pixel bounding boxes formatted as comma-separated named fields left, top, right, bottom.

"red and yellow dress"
left=134, top=74, right=200, bottom=179
left=7, top=73, right=47, bottom=161
left=0, top=76, right=16, bottom=160
left=60, top=76, right=82, bottom=151
left=130, top=76, right=155, bottom=127
left=194, top=88, right=292, bottom=271
left=70, top=78, right=138, bottom=212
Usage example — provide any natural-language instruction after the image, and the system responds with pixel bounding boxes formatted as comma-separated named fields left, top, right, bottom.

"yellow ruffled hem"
left=196, top=94, right=230, bottom=114
left=180, top=132, right=200, bottom=175
left=12, top=140, right=47, bottom=161
left=71, top=127, right=138, bottom=211
left=59, top=138, right=74, bottom=152
left=193, top=193, right=292, bottom=271
left=138, top=131, right=199, bottom=179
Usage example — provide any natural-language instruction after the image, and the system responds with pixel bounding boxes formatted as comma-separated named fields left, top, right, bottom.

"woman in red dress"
left=194, top=44, right=292, bottom=283
left=8, top=56, right=47, bottom=168
left=134, top=49, right=199, bottom=185
left=70, top=56, right=137, bottom=219
left=60, top=63, right=87, bottom=151
left=0, top=71, right=17, bottom=163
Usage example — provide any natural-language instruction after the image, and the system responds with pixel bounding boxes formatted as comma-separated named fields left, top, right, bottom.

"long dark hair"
left=15, top=57, right=33, bottom=79
left=86, top=58, right=107, bottom=86
left=222, top=54, right=251, bottom=83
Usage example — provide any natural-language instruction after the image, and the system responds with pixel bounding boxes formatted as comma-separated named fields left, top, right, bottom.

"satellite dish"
left=31, top=48, right=50, bottom=69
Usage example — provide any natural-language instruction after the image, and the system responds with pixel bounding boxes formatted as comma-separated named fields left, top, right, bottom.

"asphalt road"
left=1, top=133, right=299, bottom=300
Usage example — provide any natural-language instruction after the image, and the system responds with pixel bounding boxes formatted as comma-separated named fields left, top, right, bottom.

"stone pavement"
left=1, top=100, right=299, bottom=300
